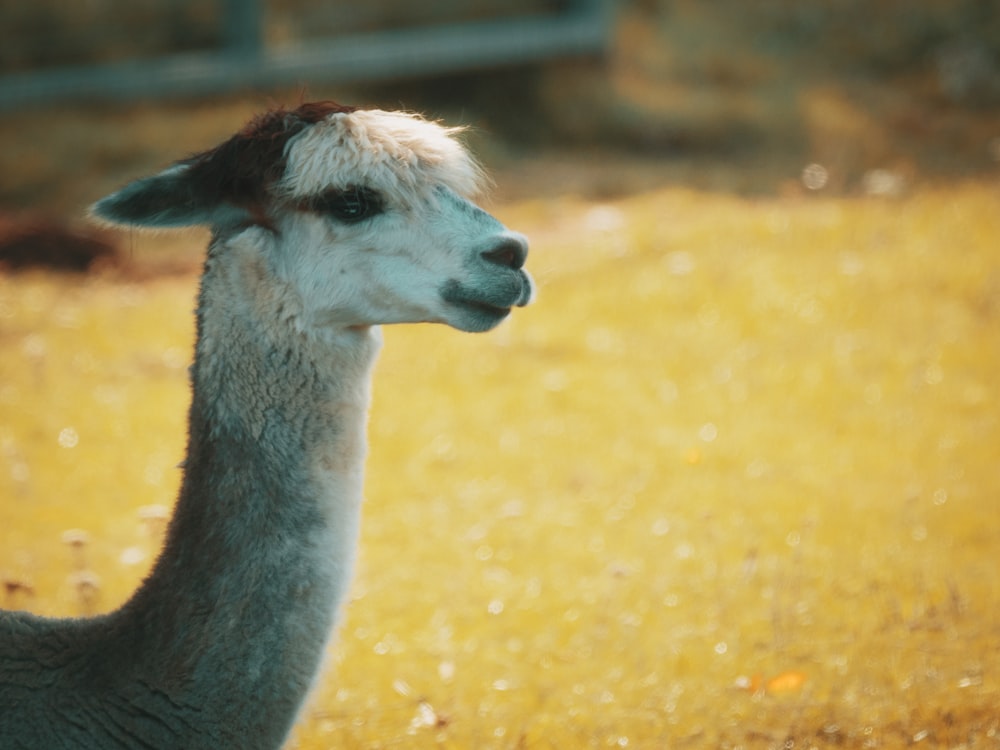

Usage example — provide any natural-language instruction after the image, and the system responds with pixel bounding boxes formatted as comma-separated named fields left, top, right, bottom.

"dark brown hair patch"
left=183, top=101, right=356, bottom=221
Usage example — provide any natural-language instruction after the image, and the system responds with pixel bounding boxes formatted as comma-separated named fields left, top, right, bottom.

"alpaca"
left=0, top=101, right=533, bottom=749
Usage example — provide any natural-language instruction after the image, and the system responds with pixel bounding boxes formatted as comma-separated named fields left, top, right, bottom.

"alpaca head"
left=92, top=102, right=533, bottom=333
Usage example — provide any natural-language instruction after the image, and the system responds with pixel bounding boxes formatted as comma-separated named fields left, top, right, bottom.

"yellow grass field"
left=1, top=177, right=998, bottom=748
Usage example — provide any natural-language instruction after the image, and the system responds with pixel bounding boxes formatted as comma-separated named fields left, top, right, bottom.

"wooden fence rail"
left=0, top=0, right=611, bottom=111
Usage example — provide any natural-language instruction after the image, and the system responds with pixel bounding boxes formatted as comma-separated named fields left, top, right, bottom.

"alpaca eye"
left=313, top=186, right=383, bottom=223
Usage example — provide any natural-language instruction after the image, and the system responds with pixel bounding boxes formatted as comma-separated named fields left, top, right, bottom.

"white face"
left=267, top=185, right=533, bottom=333
left=264, top=110, right=533, bottom=333
left=91, top=107, right=533, bottom=333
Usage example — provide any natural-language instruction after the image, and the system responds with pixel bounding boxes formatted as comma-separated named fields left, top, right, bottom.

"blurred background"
left=2, top=2, right=1000, bottom=748
left=1, top=0, right=999, bottom=233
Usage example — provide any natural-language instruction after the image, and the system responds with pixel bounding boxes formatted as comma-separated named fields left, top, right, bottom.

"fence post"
left=224, top=0, right=264, bottom=61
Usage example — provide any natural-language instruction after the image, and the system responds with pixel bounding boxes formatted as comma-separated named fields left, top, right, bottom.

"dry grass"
left=2, top=178, right=999, bottom=748
left=2, top=3, right=999, bottom=745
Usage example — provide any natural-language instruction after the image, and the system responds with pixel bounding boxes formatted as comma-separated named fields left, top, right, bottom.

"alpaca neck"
left=115, top=237, right=382, bottom=740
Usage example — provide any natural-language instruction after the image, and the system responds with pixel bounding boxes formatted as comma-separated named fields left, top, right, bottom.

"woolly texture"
left=280, top=109, right=487, bottom=207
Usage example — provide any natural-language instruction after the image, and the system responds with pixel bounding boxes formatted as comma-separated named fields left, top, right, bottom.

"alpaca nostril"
left=481, top=237, right=527, bottom=270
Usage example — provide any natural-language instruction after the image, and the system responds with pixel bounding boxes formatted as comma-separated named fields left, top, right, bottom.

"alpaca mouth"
left=439, top=278, right=524, bottom=332
left=440, top=279, right=522, bottom=316
left=453, top=297, right=511, bottom=317
left=446, top=295, right=513, bottom=328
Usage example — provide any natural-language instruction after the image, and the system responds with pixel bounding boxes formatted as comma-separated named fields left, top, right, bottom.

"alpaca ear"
left=90, top=163, right=251, bottom=230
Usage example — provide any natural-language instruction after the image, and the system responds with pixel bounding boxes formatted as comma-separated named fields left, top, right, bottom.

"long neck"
left=112, top=242, right=381, bottom=743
